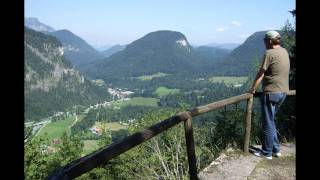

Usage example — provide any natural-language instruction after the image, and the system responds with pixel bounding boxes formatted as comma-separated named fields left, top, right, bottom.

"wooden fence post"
left=184, top=117, right=198, bottom=180
left=244, top=96, right=253, bottom=153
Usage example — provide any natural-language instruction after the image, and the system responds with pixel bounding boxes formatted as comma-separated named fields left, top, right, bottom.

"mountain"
left=25, top=17, right=55, bottom=32
left=205, top=43, right=240, bottom=50
left=25, top=27, right=111, bottom=122
left=193, top=46, right=231, bottom=72
left=49, top=30, right=104, bottom=70
left=102, top=45, right=126, bottom=57
left=25, top=17, right=103, bottom=70
left=84, top=30, right=202, bottom=80
left=94, top=45, right=113, bottom=51
left=211, top=31, right=267, bottom=76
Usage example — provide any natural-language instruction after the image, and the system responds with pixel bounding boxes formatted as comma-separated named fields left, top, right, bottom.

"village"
left=25, top=87, right=136, bottom=141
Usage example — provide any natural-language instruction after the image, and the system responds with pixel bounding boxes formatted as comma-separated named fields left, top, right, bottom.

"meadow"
left=208, top=76, right=248, bottom=86
left=134, top=72, right=171, bottom=80
left=155, top=86, right=180, bottom=97
left=113, top=97, right=159, bottom=107
left=37, top=116, right=75, bottom=140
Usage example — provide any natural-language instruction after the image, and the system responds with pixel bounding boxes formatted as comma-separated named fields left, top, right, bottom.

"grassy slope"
left=37, top=116, right=75, bottom=140
left=134, top=72, right=171, bottom=80
left=113, top=97, right=159, bottom=107
left=208, top=76, right=248, bottom=86
left=155, top=87, right=180, bottom=97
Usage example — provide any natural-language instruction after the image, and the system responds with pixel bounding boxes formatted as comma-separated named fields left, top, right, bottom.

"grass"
left=82, top=140, right=99, bottom=155
left=92, top=79, right=106, bottom=86
left=95, top=122, right=127, bottom=131
left=208, top=76, right=248, bottom=86
left=82, top=122, right=127, bottom=155
left=134, top=72, right=171, bottom=81
left=155, top=87, right=180, bottom=97
left=113, top=97, right=159, bottom=107
left=37, top=116, right=75, bottom=140
left=74, top=114, right=86, bottom=124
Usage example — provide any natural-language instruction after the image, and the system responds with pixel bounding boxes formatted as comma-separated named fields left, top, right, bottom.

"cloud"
left=216, top=21, right=242, bottom=32
left=216, top=26, right=228, bottom=32
left=231, top=20, right=242, bottom=26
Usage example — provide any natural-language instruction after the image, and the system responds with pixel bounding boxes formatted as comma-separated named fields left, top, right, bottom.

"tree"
left=59, top=132, right=84, bottom=165
left=24, top=124, right=33, bottom=140
left=24, top=135, right=60, bottom=180
left=281, top=13, right=296, bottom=90
left=274, top=10, right=296, bottom=141
left=209, top=107, right=245, bottom=150
left=25, top=133, right=84, bottom=180
left=97, top=130, right=112, bottom=148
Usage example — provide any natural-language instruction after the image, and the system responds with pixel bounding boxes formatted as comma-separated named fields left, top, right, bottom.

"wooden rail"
left=48, top=90, right=295, bottom=180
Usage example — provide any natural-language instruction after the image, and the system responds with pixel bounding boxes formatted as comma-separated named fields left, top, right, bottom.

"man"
left=249, top=30, right=290, bottom=160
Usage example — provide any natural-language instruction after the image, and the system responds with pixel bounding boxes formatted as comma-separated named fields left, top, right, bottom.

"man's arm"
left=249, top=67, right=265, bottom=94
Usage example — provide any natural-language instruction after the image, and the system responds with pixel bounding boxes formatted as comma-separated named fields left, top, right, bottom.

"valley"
left=24, top=4, right=296, bottom=179
left=24, top=26, right=257, bottom=160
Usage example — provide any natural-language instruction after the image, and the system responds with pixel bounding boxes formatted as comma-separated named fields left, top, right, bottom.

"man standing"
left=249, top=30, right=290, bottom=160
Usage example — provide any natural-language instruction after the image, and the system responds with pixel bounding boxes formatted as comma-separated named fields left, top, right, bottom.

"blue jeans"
left=260, top=92, right=286, bottom=156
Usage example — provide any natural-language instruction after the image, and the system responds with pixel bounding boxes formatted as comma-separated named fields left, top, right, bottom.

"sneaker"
left=253, top=151, right=272, bottom=160
left=273, top=152, right=281, bottom=157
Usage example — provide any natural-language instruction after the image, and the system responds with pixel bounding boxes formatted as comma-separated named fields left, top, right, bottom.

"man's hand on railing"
left=247, top=87, right=256, bottom=94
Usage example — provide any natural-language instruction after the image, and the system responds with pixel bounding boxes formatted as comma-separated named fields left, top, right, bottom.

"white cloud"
left=216, top=21, right=242, bottom=32
left=216, top=26, right=228, bottom=32
left=231, top=20, right=242, bottom=26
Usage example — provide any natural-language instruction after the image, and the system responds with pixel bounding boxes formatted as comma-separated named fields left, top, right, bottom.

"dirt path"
left=198, top=143, right=295, bottom=180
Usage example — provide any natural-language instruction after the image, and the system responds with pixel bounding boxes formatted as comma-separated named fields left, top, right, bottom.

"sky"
left=25, top=0, right=295, bottom=49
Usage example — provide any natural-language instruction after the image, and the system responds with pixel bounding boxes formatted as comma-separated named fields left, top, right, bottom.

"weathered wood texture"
left=244, top=97, right=253, bottom=153
left=254, top=90, right=296, bottom=97
left=184, top=118, right=198, bottom=180
left=189, top=93, right=252, bottom=116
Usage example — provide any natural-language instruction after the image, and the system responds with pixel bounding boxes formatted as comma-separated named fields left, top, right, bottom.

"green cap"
left=265, top=30, right=281, bottom=39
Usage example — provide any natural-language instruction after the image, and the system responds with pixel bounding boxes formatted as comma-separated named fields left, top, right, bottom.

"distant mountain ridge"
left=193, top=46, right=230, bottom=71
left=205, top=43, right=240, bottom=50
left=83, top=30, right=269, bottom=81
left=102, top=45, right=126, bottom=57
left=25, top=27, right=111, bottom=121
left=25, top=17, right=275, bottom=79
left=211, top=31, right=267, bottom=75
left=83, top=30, right=202, bottom=80
left=49, top=30, right=104, bottom=69
left=25, top=17, right=104, bottom=71
left=25, top=17, right=55, bottom=32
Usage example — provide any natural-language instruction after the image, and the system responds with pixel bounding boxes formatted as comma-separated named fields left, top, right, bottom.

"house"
left=52, top=138, right=61, bottom=145
left=90, top=126, right=102, bottom=135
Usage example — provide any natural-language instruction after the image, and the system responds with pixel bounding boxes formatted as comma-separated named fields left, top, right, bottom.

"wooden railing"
left=48, top=90, right=296, bottom=180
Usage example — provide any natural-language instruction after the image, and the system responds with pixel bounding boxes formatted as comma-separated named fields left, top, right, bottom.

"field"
left=113, top=97, right=159, bottom=107
left=155, top=87, right=180, bottom=97
left=134, top=72, right=171, bottom=80
left=82, top=140, right=99, bottom=155
left=82, top=122, right=127, bottom=155
left=208, top=76, right=248, bottom=86
left=92, top=79, right=106, bottom=86
left=95, top=122, right=127, bottom=131
left=37, top=116, right=75, bottom=140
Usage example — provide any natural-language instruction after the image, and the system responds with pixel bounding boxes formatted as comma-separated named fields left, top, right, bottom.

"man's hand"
left=248, top=87, right=255, bottom=94
left=249, top=65, right=265, bottom=95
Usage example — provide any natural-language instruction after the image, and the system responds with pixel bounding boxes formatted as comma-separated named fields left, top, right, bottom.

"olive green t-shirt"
left=261, top=47, right=290, bottom=92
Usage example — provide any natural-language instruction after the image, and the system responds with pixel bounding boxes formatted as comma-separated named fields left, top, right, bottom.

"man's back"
left=262, top=47, right=290, bottom=92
